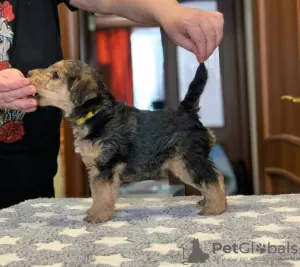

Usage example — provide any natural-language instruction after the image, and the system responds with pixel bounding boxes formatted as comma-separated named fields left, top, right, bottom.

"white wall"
left=177, top=1, right=224, bottom=128
left=130, top=27, right=165, bottom=110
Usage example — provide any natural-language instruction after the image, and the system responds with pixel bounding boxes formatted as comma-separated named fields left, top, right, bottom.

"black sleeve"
left=57, top=0, right=78, bottom=11
left=65, top=0, right=78, bottom=11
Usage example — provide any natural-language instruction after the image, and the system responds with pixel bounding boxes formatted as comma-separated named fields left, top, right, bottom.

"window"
left=130, top=27, right=165, bottom=110
left=177, top=1, right=225, bottom=127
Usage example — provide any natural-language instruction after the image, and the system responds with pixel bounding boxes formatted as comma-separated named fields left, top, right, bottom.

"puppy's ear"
left=70, top=74, right=99, bottom=106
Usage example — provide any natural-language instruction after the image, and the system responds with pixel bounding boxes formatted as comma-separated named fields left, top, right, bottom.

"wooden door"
left=253, top=0, right=300, bottom=194
left=58, top=6, right=90, bottom=197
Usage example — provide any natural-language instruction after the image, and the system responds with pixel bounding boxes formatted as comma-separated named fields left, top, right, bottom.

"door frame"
left=251, top=0, right=266, bottom=194
left=58, top=6, right=90, bottom=197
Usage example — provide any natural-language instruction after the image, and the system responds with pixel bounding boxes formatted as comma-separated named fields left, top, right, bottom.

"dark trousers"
left=0, top=150, right=58, bottom=209
left=0, top=108, right=62, bottom=209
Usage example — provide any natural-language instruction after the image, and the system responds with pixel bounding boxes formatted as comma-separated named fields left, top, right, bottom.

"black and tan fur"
left=28, top=60, right=227, bottom=223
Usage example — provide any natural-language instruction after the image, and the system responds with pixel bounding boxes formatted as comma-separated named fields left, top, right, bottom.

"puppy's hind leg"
left=197, top=169, right=227, bottom=215
left=165, top=157, right=227, bottom=216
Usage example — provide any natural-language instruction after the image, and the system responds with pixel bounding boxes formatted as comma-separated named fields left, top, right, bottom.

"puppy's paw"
left=84, top=209, right=114, bottom=223
left=197, top=198, right=205, bottom=207
left=86, top=208, right=92, bottom=215
left=199, top=203, right=227, bottom=216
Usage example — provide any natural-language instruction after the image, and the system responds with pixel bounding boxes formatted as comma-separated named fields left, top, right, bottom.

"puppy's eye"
left=52, top=71, right=60, bottom=79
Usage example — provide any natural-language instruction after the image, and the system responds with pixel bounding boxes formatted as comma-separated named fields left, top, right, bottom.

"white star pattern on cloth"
left=284, top=216, right=300, bottom=223
left=0, top=236, right=21, bottom=245
left=286, top=260, right=300, bottom=267
left=269, top=207, right=298, bottom=212
left=35, top=241, right=72, bottom=251
left=157, top=262, right=191, bottom=267
left=188, top=232, right=221, bottom=241
left=102, top=221, right=129, bottom=228
left=31, top=203, right=52, bottom=208
left=66, top=205, right=89, bottom=211
left=254, top=224, right=290, bottom=233
left=221, top=251, right=263, bottom=261
left=259, top=198, right=286, bottom=204
left=94, top=237, right=132, bottom=247
left=193, top=218, right=224, bottom=225
left=252, top=236, right=287, bottom=246
left=0, top=208, right=15, bottom=213
left=175, top=200, right=196, bottom=205
left=0, top=218, right=8, bottom=223
left=154, top=216, right=173, bottom=221
left=0, top=253, right=23, bottom=266
left=143, top=243, right=181, bottom=255
left=144, top=198, right=161, bottom=201
left=66, top=215, right=85, bottom=222
left=33, top=263, right=64, bottom=267
left=235, top=211, right=262, bottom=218
left=34, top=212, right=56, bottom=218
left=145, top=226, right=177, bottom=234
left=116, top=203, right=132, bottom=209
left=92, top=254, right=133, bottom=266
left=58, top=227, right=91, bottom=237
left=227, top=196, right=244, bottom=205
left=229, top=195, right=244, bottom=199
left=19, top=222, right=48, bottom=229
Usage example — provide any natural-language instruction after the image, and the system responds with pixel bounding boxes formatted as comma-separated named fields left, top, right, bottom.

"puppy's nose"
left=27, top=71, right=33, bottom=78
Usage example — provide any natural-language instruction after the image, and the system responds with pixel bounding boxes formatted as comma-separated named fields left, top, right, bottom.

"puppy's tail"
left=177, top=63, right=208, bottom=114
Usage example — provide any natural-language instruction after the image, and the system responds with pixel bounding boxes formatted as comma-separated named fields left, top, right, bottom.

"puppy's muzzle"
left=27, top=70, right=43, bottom=100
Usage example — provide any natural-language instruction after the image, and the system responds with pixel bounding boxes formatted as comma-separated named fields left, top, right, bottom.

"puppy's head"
left=28, top=60, right=108, bottom=116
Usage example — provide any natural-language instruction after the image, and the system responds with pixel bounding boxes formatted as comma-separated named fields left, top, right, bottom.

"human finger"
left=20, top=107, right=37, bottom=113
left=211, top=11, right=224, bottom=25
left=0, top=68, right=25, bottom=79
left=1, top=98, right=37, bottom=110
left=187, top=26, right=207, bottom=62
left=176, top=34, right=198, bottom=55
left=2, top=85, right=36, bottom=103
left=199, top=17, right=217, bottom=60
left=211, top=12, right=224, bottom=46
left=0, top=78, right=31, bottom=92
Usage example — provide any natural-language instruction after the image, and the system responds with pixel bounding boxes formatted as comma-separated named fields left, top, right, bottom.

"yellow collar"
left=75, top=108, right=101, bottom=126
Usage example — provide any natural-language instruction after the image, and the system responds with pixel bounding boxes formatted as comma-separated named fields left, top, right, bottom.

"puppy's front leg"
left=84, top=143, right=119, bottom=224
left=97, top=143, right=118, bottom=180
left=84, top=177, right=118, bottom=223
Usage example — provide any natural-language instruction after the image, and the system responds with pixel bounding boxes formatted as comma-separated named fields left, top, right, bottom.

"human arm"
left=68, top=0, right=224, bottom=62
left=0, top=69, right=37, bottom=112
left=70, top=0, right=176, bottom=25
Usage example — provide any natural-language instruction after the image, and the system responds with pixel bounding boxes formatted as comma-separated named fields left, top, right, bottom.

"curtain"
left=96, top=28, right=133, bottom=106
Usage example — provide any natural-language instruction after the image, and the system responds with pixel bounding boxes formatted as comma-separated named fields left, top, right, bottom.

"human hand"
left=158, top=5, right=224, bottom=62
left=0, top=68, right=37, bottom=112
